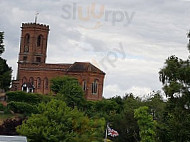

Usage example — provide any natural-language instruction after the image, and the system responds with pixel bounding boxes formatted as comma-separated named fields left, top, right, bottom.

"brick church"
left=11, top=22, right=105, bottom=101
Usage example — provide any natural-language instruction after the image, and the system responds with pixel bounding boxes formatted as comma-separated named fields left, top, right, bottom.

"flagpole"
left=104, top=123, right=108, bottom=142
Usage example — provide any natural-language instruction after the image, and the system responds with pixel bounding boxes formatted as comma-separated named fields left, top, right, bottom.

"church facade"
left=11, top=22, right=105, bottom=101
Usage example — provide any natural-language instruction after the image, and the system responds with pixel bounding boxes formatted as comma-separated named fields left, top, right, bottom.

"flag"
left=107, top=124, right=119, bottom=137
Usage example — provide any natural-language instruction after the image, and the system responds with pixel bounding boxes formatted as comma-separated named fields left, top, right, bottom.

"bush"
left=8, top=101, right=38, bottom=115
left=0, top=103, right=4, bottom=111
left=3, top=107, right=11, bottom=114
left=6, top=91, right=52, bottom=104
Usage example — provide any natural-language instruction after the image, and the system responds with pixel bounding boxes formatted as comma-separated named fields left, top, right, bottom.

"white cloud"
left=103, top=84, right=125, bottom=98
left=126, top=86, right=152, bottom=98
left=0, top=0, right=190, bottom=99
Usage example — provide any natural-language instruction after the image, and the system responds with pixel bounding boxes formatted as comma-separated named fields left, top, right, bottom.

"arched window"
left=29, top=77, right=34, bottom=85
left=22, top=77, right=27, bottom=84
left=82, top=80, right=87, bottom=91
left=24, top=34, right=30, bottom=52
left=92, top=80, right=98, bottom=94
left=37, top=35, right=43, bottom=47
left=37, top=77, right=41, bottom=89
left=25, top=34, right=30, bottom=45
left=44, top=77, right=48, bottom=89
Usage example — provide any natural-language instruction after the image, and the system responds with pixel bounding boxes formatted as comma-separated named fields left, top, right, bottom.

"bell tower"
left=18, top=23, right=49, bottom=64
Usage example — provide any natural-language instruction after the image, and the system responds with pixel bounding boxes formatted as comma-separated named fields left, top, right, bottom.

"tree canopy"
left=17, top=99, right=105, bottom=142
left=0, top=32, right=12, bottom=91
left=158, top=55, right=190, bottom=141
left=50, top=76, right=85, bottom=108
left=134, top=106, right=156, bottom=142
left=0, top=32, right=5, bottom=55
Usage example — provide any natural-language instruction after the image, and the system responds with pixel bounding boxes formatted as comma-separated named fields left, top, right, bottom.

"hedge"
left=6, top=91, right=51, bottom=104
left=7, top=101, right=38, bottom=115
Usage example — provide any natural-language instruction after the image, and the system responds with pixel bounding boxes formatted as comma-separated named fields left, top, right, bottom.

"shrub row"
left=8, top=101, right=38, bottom=115
left=6, top=91, right=51, bottom=104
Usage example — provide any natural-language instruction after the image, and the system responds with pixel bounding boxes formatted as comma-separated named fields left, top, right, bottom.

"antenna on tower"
left=34, top=12, right=39, bottom=23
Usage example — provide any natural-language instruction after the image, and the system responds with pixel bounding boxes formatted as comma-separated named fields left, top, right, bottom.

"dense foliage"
left=0, top=103, right=4, bottom=111
left=0, top=32, right=4, bottom=55
left=51, top=76, right=85, bottom=108
left=3, top=77, right=167, bottom=142
left=134, top=106, right=156, bottom=142
left=8, top=101, right=38, bottom=115
left=0, top=32, right=12, bottom=91
left=17, top=99, right=105, bottom=142
left=6, top=91, right=51, bottom=104
left=158, top=55, right=190, bottom=141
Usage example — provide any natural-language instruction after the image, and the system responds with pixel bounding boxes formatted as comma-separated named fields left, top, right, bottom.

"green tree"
left=51, top=76, right=85, bottom=108
left=92, top=99, right=119, bottom=118
left=0, top=32, right=5, bottom=55
left=17, top=99, right=105, bottom=142
left=144, top=93, right=166, bottom=141
left=159, top=55, right=190, bottom=141
left=112, top=94, right=142, bottom=142
left=0, top=32, right=12, bottom=91
left=144, top=92, right=166, bottom=121
left=134, top=106, right=156, bottom=142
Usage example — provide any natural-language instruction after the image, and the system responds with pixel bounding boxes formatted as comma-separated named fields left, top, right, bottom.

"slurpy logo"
left=91, top=42, right=126, bottom=73
left=61, top=3, right=135, bottom=29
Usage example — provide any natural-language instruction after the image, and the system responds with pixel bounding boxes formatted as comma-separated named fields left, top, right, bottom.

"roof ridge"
left=66, top=62, right=105, bottom=74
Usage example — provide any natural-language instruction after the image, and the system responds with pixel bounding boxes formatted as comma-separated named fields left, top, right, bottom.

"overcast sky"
left=0, top=0, right=190, bottom=98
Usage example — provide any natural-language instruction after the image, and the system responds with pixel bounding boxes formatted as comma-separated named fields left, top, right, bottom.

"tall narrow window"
left=37, top=35, right=43, bottom=47
left=37, top=77, right=41, bottom=89
left=92, top=80, right=98, bottom=94
left=22, top=77, right=27, bottom=84
left=29, top=77, right=34, bottom=85
left=25, top=34, right=30, bottom=45
left=24, top=34, right=30, bottom=52
left=82, top=80, right=87, bottom=91
left=44, top=78, right=48, bottom=89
